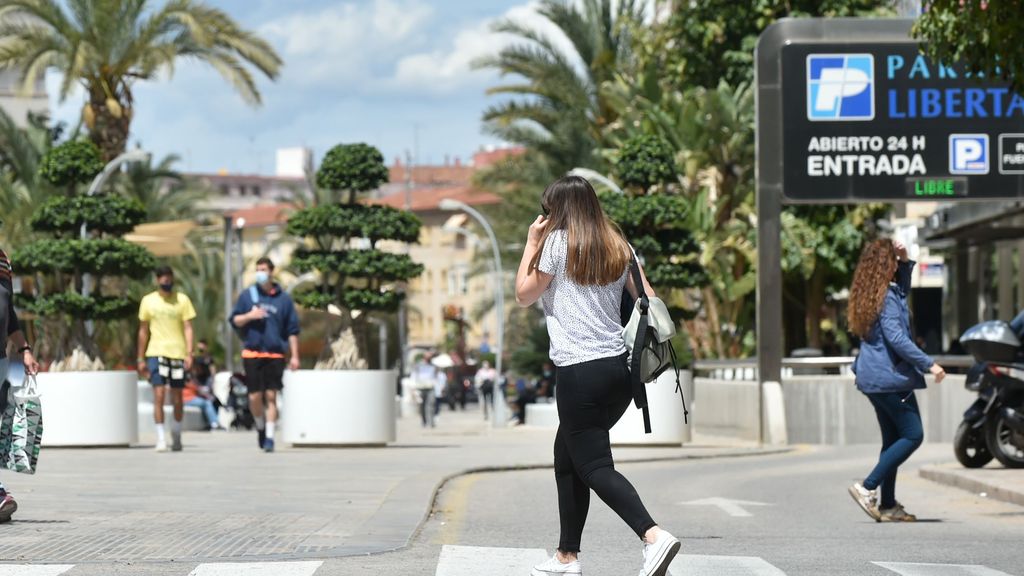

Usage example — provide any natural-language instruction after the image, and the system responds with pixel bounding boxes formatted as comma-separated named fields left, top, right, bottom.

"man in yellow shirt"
left=137, top=266, right=197, bottom=452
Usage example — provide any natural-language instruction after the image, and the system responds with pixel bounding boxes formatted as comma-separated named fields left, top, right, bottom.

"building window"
left=253, top=185, right=262, bottom=197
left=458, top=265, right=469, bottom=295
left=455, top=235, right=467, bottom=250
left=219, top=184, right=229, bottom=196
left=446, top=268, right=457, bottom=297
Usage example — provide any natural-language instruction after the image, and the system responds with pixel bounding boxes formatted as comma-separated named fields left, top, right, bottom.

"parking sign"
left=949, top=134, right=989, bottom=175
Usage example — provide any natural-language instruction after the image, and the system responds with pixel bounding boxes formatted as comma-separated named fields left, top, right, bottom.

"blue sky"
left=48, top=0, right=554, bottom=174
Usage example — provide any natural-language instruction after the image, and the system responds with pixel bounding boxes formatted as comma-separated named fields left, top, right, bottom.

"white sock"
left=266, top=421, right=275, bottom=440
left=255, top=416, right=266, bottom=430
left=155, top=424, right=166, bottom=443
left=171, top=420, right=182, bottom=435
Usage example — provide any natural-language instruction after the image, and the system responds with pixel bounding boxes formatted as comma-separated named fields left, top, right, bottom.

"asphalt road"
left=425, top=443, right=1024, bottom=576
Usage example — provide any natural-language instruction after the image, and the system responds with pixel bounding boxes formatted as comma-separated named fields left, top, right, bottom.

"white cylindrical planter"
left=283, top=369, right=397, bottom=446
left=610, top=370, right=692, bottom=446
left=38, top=371, right=139, bottom=447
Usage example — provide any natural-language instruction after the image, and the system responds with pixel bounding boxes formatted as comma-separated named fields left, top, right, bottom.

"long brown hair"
left=847, top=239, right=898, bottom=337
left=529, top=175, right=631, bottom=285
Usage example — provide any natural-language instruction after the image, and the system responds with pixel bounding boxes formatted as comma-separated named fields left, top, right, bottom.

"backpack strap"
left=628, top=257, right=652, bottom=434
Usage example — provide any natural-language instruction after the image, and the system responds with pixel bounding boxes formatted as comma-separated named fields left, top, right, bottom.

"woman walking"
left=847, top=239, right=946, bottom=522
left=515, top=176, right=679, bottom=576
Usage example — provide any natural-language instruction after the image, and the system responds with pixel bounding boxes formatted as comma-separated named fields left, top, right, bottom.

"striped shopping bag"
left=0, top=375, right=43, bottom=474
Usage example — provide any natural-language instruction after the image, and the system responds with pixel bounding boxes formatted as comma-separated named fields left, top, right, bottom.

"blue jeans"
left=185, top=397, right=219, bottom=428
left=863, top=391, right=924, bottom=509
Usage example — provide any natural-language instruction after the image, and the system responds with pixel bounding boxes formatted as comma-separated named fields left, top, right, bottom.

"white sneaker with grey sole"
left=531, top=554, right=582, bottom=576
left=638, top=530, right=680, bottom=576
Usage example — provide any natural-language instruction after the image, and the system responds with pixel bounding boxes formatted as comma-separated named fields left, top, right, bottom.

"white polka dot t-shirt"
left=538, top=229, right=629, bottom=367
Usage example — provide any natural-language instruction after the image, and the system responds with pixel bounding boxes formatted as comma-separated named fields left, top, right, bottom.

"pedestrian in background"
left=515, top=175, right=679, bottom=576
left=230, top=257, right=300, bottom=453
left=413, top=353, right=438, bottom=427
left=847, top=239, right=946, bottom=522
left=475, top=360, right=497, bottom=420
left=138, top=266, right=196, bottom=452
left=0, top=247, right=41, bottom=523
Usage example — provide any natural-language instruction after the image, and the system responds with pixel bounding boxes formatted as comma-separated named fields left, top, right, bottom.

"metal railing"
left=693, top=355, right=976, bottom=381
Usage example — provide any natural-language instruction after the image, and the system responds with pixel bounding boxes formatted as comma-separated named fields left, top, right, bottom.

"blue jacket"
left=853, top=260, right=934, bottom=393
left=229, top=283, right=300, bottom=354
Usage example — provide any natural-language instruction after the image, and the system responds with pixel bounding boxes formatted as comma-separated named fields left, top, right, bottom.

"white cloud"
left=259, top=0, right=435, bottom=87
left=390, top=1, right=580, bottom=94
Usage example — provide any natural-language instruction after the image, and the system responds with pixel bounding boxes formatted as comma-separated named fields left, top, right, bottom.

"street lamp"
left=438, top=198, right=506, bottom=428
left=567, top=167, right=624, bottom=195
left=82, top=149, right=151, bottom=335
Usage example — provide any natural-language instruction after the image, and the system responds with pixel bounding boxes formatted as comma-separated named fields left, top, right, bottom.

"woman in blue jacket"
left=847, top=239, right=945, bottom=522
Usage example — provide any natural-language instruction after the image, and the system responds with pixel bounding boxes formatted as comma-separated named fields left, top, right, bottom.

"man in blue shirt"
left=230, top=257, right=300, bottom=453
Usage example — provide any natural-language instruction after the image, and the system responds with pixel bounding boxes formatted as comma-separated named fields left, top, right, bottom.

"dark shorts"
left=147, top=356, right=186, bottom=389
left=242, top=357, right=286, bottom=392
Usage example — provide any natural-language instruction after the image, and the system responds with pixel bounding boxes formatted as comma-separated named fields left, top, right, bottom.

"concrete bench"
left=525, top=401, right=559, bottom=429
left=136, top=381, right=208, bottom=438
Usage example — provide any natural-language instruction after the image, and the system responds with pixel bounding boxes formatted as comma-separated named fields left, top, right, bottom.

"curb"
left=919, top=465, right=1024, bottom=508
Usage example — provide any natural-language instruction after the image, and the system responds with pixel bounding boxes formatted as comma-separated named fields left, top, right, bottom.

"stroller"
left=227, top=371, right=254, bottom=430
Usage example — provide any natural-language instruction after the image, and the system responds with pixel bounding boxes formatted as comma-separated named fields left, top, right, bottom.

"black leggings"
left=554, top=353, right=656, bottom=553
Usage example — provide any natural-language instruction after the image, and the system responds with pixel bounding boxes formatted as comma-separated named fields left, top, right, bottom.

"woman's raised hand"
left=527, top=215, right=548, bottom=247
left=893, top=240, right=909, bottom=262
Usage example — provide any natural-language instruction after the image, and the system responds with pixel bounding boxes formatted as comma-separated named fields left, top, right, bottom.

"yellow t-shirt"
left=139, top=291, right=197, bottom=359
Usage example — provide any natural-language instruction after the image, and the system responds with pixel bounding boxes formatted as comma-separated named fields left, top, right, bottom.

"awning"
left=124, top=221, right=197, bottom=257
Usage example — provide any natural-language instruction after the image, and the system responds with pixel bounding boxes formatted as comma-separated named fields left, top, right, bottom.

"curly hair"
left=847, top=239, right=898, bottom=338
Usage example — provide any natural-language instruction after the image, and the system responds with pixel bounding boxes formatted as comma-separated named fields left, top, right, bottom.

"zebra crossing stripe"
left=187, top=561, right=324, bottom=576
left=874, top=562, right=1015, bottom=576
left=670, top=554, right=787, bottom=576
left=435, top=545, right=550, bottom=576
left=0, top=567, right=74, bottom=576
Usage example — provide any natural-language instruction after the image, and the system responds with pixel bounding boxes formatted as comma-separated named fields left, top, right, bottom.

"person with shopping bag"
left=0, top=247, right=41, bottom=523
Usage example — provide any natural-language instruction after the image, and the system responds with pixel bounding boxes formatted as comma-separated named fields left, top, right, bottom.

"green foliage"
left=286, top=204, right=421, bottom=245
left=38, top=140, right=103, bottom=187
left=315, top=143, right=390, bottom=195
left=600, top=192, right=707, bottom=292
left=914, top=0, right=1024, bottom=93
left=15, top=238, right=155, bottom=277
left=616, top=134, right=677, bottom=190
left=293, top=289, right=404, bottom=313
left=17, top=292, right=137, bottom=321
left=661, top=0, right=891, bottom=89
left=291, top=249, right=423, bottom=282
left=30, top=194, right=147, bottom=235
left=288, top=142, right=423, bottom=323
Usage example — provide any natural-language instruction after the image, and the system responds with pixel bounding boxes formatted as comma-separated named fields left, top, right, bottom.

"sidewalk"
left=919, top=462, right=1024, bottom=507
left=1, top=408, right=785, bottom=564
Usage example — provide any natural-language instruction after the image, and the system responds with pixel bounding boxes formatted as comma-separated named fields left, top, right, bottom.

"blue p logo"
left=949, top=134, right=989, bottom=175
left=807, top=54, right=874, bottom=121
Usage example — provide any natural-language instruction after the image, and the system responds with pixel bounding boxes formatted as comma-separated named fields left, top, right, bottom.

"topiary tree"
left=286, top=142, right=424, bottom=369
left=15, top=140, right=154, bottom=370
left=603, top=134, right=708, bottom=363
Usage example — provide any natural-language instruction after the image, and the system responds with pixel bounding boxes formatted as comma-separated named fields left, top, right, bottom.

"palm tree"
left=0, top=109, right=58, bottom=247
left=0, top=0, right=282, bottom=161
left=115, top=152, right=211, bottom=222
left=476, top=0, right=645, bottom=174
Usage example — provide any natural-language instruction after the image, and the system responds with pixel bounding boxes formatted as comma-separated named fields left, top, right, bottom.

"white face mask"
left=255, top=271, right=271, bottom=285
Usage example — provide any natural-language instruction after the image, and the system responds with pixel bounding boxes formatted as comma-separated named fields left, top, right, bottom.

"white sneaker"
left=638, top=530, right=680, bottom=576
left=847, top=482, right=880, bottom=521
left=531, top=554, right=582, bottom=576
left=155, top=439, right=168, bottom=452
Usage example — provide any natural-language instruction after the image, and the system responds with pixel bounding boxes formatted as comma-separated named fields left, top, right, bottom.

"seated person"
left=184, top=375, right=224, bottom=431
